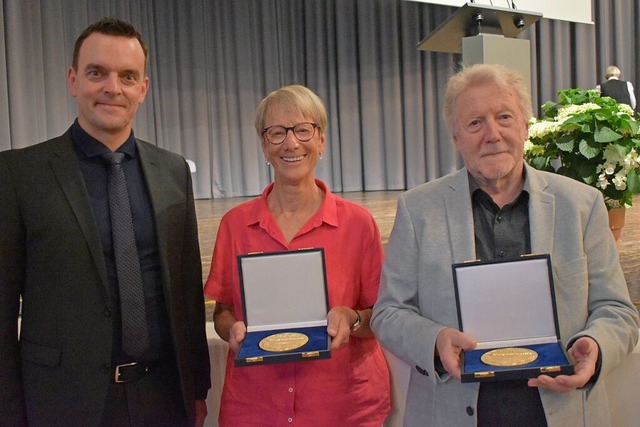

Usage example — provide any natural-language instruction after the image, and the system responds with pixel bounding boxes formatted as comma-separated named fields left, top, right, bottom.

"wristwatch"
left=350, top=309, right=362, bottom=332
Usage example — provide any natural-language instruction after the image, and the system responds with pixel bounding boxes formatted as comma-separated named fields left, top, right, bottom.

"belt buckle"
left=114, top=362, right=138, bottom=384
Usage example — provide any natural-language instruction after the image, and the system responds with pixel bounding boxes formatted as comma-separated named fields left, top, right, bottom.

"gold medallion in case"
left=258, top=332, right=309, bottom=352
left=480, top=347, right=539, bottom=367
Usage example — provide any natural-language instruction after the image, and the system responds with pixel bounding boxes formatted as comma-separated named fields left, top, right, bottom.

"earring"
left=319, top=153, right=323, bottom=160
left=265, top=158, right=271, bottom=166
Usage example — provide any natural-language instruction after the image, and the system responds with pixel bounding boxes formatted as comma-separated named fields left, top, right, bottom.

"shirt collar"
left=71, top=119, right=137, bottom=160
left=247, top=179, right=339, bottom=229
left=467, top=168, right=530, bottom=200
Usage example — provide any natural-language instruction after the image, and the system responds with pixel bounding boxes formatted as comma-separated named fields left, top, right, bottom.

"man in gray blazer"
left=0, top=18, right=210, bottom=426
left=371, top=64, right=639, bottom=427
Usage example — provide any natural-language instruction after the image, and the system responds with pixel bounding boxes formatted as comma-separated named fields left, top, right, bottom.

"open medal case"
left=235, top=248, right=331, bottom=367
left=452, top=254, right=575, bottom=382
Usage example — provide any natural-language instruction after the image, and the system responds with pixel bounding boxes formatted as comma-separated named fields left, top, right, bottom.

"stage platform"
left=196, top=192, right=640, bottom=313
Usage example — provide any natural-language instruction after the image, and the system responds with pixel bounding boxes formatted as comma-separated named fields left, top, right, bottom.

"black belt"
left=112, top=361, right=155, bottom=384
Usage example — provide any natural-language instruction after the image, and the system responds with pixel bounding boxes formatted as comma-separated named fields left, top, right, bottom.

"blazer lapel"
left=136, top=141, right=181, bottom=318
left=136, top=141, right=170, bottom=272
left=525, top=165, right=555, bottom=255
left=444, top=169, right=477, bottom=263
left=49, top=136, right=109, bottom=294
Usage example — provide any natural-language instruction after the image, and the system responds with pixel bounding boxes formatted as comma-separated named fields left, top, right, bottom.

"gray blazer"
left=0, top=131, right=211, bottom=426
left=371, top=164, right=639, bottom=427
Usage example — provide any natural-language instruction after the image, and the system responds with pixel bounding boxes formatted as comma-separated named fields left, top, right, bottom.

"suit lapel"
left=136, top=141, right=170, bottom=277
left=525, top=165, right=555, bottom=255
left=137, top=141, right=179, bottom=318
left=136, top=141, right=166, bottom=237
left=48, top=135, right=109, bottom=293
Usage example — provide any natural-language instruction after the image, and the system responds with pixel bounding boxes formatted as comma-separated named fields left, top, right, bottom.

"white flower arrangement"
left=525, top=88, right=640, bottom=208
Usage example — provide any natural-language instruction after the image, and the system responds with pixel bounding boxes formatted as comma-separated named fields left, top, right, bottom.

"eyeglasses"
left=262, top=122, right=318, bottom=145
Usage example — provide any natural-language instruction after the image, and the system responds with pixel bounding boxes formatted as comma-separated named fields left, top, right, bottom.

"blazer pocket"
left=553, top=256, right=588, bottom=279
left=21, top=339, right=62, bottom=367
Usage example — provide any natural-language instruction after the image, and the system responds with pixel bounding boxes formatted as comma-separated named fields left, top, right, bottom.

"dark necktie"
left=101, top=152, right=149, bottom=359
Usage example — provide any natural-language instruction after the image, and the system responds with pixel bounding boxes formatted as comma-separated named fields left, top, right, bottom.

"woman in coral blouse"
left=204, top=85, right=390, bottom=426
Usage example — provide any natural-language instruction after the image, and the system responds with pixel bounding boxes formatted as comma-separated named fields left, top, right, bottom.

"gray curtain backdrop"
left=0, top=0, right=637, bottom=199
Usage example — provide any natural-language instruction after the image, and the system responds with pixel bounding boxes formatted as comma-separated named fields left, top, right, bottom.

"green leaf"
left=573, top=161, right=596, bottom=183
left=628, top=169, right=640, bottom=193
left=594, top=126, right=622, bottom=143
left=555, top=134, right=575, bottom=152
left=619, top=190, right=634, bottom=208
left=541, top=101, right=558, bottom=118
left=611, top=143, right=629, bottom=157
left=578, top=139, right=600, bottom=159
left=528, top=156, right=552, bottom=171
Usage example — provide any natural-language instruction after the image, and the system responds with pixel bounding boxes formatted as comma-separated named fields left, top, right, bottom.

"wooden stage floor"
left=196, top=192, right=640, bottom=311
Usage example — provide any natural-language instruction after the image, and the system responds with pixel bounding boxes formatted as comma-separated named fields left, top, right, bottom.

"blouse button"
left=466, top=406, right=474, bottom=416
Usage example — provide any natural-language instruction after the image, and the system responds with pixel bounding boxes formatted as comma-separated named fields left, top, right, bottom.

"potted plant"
left=524, top=88, right=640, bottom=239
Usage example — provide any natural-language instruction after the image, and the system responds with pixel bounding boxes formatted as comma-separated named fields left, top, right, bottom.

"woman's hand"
left=326, top=306, right=359, bottom=350
left=213, top=302, right=246, bottom=353
left=227, top=321, right=247, bottom=354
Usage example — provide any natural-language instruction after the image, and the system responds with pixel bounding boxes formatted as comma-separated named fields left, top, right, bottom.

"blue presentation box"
left=235, top=248, right=331, bottom=367
left=452, top=255, right=574, bottom=382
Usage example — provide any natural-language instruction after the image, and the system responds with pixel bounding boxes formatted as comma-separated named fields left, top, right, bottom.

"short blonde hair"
left=443, top=64, right=533, bottom=135
left=605, top=65, right=621, bottom=79
left=255, top=85, right=327, bottom=136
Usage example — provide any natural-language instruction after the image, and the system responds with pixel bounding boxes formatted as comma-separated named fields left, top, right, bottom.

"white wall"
left=406, top=0, right=593, bottom=24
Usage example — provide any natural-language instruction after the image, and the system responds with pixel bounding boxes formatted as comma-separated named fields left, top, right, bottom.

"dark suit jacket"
left=0, top=130, right=211, bottom=426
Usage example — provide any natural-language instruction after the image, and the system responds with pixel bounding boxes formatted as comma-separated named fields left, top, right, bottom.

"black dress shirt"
left=469, top=174, right=547, bottom=427
left=72, top=121, right=172, bottom=364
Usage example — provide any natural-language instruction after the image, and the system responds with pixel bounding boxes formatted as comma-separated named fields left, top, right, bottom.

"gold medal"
left=258, top=332, right=309, bottom=352
left=480, top=347, right=539, bottom=367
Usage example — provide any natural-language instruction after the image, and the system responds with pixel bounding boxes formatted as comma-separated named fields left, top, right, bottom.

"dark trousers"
left=477, top=380, right=547, bottom=427
left=100, top=361, right=189, bottom=427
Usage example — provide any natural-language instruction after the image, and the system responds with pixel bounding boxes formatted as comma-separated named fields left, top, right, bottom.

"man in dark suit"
left=597, top=65, right=637, bottom=110
left=0, top=17, right=210, bottom=426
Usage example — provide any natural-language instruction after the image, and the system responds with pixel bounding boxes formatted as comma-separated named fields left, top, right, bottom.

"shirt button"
left=288, top=387, right=294, bottom=393
left=466, top=406, right=474, bottom=416
left=288, top=417, right=293, bottom=423
left=103, top=307, right=112, bottom=317
left=496, top=216, right=502, bottom=222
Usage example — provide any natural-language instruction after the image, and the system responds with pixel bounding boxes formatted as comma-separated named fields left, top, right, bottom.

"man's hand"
left=194, top=400, right=207, bottom=427
left=435, top=327, right=477, bottom=379
left=528, top=336, right=599, bottom=392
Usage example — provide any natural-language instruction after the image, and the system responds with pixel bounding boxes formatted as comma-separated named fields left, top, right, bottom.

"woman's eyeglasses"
left=262, top=122, right=318, bottom=145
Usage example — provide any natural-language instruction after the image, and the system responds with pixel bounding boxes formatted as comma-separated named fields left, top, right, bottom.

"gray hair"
left=443, top=63, right=533, bottom=136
